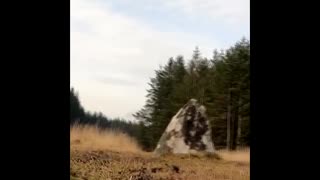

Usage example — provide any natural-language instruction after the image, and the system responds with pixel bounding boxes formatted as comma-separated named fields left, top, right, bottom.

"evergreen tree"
left=70, top=88, right=85, bottom=124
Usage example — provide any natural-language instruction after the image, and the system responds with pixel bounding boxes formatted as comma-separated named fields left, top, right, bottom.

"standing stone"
left=154, top=99, right=215, bottom=156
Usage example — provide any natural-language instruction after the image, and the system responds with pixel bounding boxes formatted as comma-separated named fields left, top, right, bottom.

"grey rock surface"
left=154, top=99, right=215, bottom=156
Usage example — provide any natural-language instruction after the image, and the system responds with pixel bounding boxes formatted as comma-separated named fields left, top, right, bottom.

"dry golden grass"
left=70, top=125, right=250, bottom=180
left=217, top=148, right=250, bottom=163
left=70, top=124, right=142, bottom=154
left=71, top=150, right=249, bottom=180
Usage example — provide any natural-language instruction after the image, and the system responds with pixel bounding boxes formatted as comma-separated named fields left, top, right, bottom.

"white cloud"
left=71, top=0, right=248, bottom=119
left=163, top=0, right=250, bottom=25
left=115, top=0, right=249, bottom=26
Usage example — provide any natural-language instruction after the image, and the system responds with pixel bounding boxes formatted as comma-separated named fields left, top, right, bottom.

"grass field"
left=70, top=125, right=250, bottom=180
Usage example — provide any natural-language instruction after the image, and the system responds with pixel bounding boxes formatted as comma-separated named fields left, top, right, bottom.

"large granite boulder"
left=154, top=99, right=215, bottom=156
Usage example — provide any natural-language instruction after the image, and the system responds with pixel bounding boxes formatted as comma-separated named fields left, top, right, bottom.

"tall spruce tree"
left=70, top=88, right=86, bottom=124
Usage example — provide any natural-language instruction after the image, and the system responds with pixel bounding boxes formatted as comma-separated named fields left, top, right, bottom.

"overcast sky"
left=71, top=0, right=250, bottom=120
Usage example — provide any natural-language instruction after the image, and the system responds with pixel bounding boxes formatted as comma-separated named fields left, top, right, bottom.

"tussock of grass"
left=205, top=152, right=222, bottom=160
left=70, top=124, right=142, bottom=153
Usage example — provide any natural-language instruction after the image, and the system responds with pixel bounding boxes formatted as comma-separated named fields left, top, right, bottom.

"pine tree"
left=134, top=56, right=188, bottom=149
left=222, top=38, right=250, bottom=150
left=70, top=88, right=86, bottom=124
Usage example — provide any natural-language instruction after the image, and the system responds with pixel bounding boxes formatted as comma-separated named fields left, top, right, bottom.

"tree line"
left=134, top=38, right=250, bottom=151
left=70, top=88, right=140, bottom=139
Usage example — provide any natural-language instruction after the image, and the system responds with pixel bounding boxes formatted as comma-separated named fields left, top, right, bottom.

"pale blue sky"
left=71, top=0, right=250, bottom=120
left=105, top=0, right=249, bottom=45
